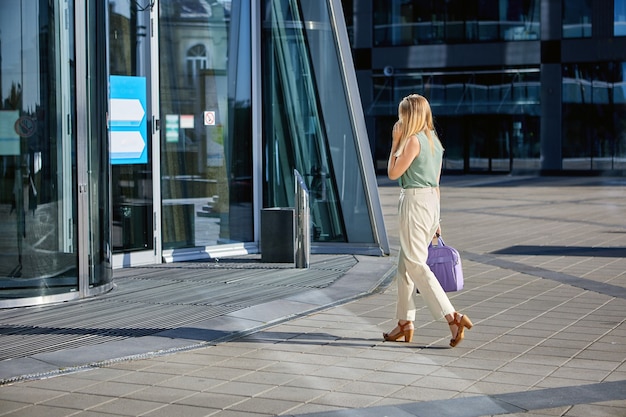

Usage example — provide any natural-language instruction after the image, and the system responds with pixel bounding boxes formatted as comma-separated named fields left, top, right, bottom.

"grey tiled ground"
left=0, top=175, right=625, bottom=416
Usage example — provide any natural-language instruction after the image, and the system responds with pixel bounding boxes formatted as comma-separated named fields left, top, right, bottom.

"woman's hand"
left=391, top=121, right=402, bottom=153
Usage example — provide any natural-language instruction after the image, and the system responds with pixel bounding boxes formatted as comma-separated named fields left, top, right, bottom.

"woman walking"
left=383, top=94, right=472, bottom=348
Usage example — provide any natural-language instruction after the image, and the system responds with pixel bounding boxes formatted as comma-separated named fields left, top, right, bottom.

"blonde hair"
left=394, top=94, right=439, bottom=156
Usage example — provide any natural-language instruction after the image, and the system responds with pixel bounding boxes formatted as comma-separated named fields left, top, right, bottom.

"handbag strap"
left=430, top=236, right=445, bottom=247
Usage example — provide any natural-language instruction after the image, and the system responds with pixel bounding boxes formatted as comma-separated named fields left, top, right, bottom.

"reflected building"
left=345, top=0, right=626, bottom=174
left=0, top=0, right=388, bottom=308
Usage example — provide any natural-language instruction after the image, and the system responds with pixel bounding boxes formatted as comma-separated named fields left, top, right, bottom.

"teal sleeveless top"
left=398, top=130, right=443, bottom=189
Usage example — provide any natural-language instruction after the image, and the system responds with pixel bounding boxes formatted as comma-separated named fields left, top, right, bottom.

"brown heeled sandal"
left=383, top=321, right=414, bottom=343
left=448, top=312, right=473, bottom=347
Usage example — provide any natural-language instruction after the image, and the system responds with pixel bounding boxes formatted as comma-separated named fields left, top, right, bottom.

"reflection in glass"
left=109, top=1, right=153, bottom=253
left=0, top=0, right=78, bottom=300
left=372, top=69, right=541, bottom=173
left=616, top=0, right=626, bottom=36
left=563, top=0, right=592, bottom=38
left=373, top=0, right=539, bottom=46
left=263, top=0, right=376, bottom=245
left=159, top=1, right=253, bottom=249
left=563, top=63, right=626, bottom=171
left=263, top=0, right=345, bottom=243
left=86, top=1, right=113, bottom=289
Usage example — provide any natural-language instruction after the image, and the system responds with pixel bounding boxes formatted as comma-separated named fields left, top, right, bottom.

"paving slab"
left=1, top=175, right=625, bottom=417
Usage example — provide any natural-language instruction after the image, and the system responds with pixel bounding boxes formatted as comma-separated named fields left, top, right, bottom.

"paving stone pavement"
left=0, top=175, right=625, bottom=417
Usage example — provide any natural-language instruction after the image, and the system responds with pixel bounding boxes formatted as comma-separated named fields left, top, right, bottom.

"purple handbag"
left=425, top=236, right=464, bottom=292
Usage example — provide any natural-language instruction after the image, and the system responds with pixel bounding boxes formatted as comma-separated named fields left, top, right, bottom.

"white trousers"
left=395, top=187, right=455, bottom=322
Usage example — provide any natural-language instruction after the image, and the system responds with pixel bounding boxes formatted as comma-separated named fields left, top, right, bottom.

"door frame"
left=111, top=1, right=162, bottom=269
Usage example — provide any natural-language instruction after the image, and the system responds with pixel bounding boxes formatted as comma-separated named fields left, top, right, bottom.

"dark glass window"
left=373, top=68, right=541, bottom=173
left=563, top=0, right=592, bottom=38
left=562, top=63, right=625, bottom=171
left=616, top=0, right=626, bottom=36
left=373, top=0, right=539, bottom=46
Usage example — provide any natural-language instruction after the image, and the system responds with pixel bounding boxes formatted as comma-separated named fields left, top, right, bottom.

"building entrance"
left=0, top=0, right=112, bottom=307
left=109, top=1, right=159, bottom=267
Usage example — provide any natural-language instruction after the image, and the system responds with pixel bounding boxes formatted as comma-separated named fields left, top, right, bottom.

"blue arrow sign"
left=109, top=76, right=147, bottom=164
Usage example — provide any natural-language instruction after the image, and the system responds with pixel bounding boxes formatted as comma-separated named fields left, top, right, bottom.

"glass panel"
left=262, top=0, right=345, bottom=242
left=499, top=0, right=540, bottom=41
left=86, top=1, right=112, bottom=288
left=562, top=63, right=624, bottom=171
left=437, top=116, right=465, bottom=171
left=372, top=68, right=541, bottom=173
left=374, top=117, right=397, bottom=173
left=468, top=116, right=496, bottom=171
left=341, top=0, right=354, bottom=46
left=109, top=1, right=153, bottom=253
left=0, top=0, right=78, bottom=299
left=616, top=0, right=626, bottom=36
left=562, top=65, right=590, bottom=170
left=302, top=1, right=375, bottom=243
left=373, top=0, right=401, bottom=46
left=380, top=70, right=541, bottom=116
left=159, top=1, right=253, bottom=249
left=563, top=0, right=592, bottom=38
left=262, top=0, right=376, bottom=244
left=373, top=0, right=539, bottom=46
left=615, top=64, right=626, bottom=170
left=477, top=0, right=499, bottom=41
left=511, top=117, right=540, bottom=171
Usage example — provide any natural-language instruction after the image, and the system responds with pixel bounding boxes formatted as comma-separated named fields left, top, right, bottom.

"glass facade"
left=159, top=1, right=253, bottom=251
left=562, top=63, right=626, bottom=171
left=262, top=0, right=376, bottom=245
left=372, top=69, right=541, bottom=172
left=0, top=0, right=388, bottom=307
left=563, top=0, right=592, bottom=38
left=373, top=0, right=540, bottom=46
left=0, top=0, right=111, bottom=306
left=351, top=0, right=626, bottom=175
